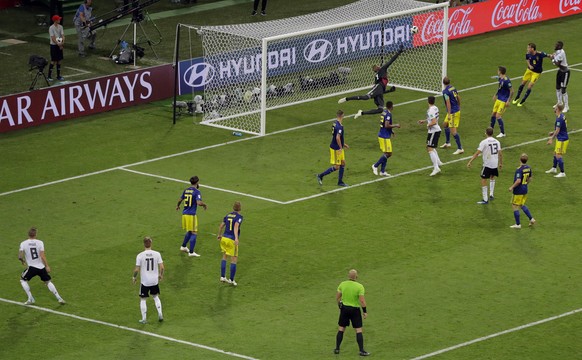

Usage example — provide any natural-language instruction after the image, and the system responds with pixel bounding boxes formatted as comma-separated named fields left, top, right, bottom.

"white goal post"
left=175, top=0, right=449, bottom=135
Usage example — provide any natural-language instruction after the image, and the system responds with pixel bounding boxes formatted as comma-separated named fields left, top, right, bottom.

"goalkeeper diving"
left=338, top=44, right=404, bottom=119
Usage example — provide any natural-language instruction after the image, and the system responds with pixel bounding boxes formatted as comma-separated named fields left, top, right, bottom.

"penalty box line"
left=410, top=307, right=582, bottom=360
left=0, top=297, right=259, bottom=360
left=283, top=128, right=582, bottom=204
left=1, top=63, right=579, bottom=199
left=122, top=129, right=581, bottom=205
left=119, top=168, right=285, bottom=204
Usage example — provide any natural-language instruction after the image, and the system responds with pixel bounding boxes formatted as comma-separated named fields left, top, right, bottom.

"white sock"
left=46, top=281, right=62, bottom=300
left=153, top=295, right=163, bottom=318
left=140, top=299, right=147, bottom=321
left=563, top=92, right=569, bottom=107
left=20, top=280, right=33, bottom=300
left=434, top=149, right=442, bottom=163
left=481, top=186, right=488, bottom=202
left=429, top=151, right=438, bottom=169
left=489, top=180, right=496, bottom=197
left=556, top=90, right=562, bottom=104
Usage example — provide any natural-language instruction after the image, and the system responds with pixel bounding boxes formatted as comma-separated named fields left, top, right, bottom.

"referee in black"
left=335, top=269, right=369, bottom=356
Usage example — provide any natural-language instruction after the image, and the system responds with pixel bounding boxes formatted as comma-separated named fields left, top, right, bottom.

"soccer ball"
left=56, top=37, right=63, bottom=44
left=411, top=26, right=419, bottom=34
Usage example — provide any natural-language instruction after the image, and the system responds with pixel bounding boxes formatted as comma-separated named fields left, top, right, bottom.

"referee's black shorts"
left=338, top=305, right=363, bottom=328
left=50, top=44, right=63, bottom=62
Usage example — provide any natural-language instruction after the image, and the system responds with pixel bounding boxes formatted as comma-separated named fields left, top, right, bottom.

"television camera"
left=88, top=0, right=161, bottom=65
left=28, top=55, right=50, bottom=90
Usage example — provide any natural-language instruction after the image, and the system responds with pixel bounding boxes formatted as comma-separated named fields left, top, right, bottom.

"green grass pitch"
left=1, top=5, right=582, bottom=360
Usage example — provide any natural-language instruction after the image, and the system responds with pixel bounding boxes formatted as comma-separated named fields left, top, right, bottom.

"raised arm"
left=380, top=45, right=404, bottom=72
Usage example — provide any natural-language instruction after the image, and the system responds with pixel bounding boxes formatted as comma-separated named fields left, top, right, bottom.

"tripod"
left=29, top=66, right=50, bottom=90
left=109, top=10, right=159, bottom=66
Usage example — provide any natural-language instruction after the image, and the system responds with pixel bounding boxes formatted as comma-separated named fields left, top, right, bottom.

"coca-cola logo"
left=560, top=0, right=581, bottom=14
left=421, top=7, right=474, bottom=42
left=491, top=0, right=542, bottom=28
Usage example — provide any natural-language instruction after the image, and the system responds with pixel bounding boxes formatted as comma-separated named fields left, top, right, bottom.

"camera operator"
left=73, top=0, right=97, bottom=57
left=48, top=15, right=65, bottom=81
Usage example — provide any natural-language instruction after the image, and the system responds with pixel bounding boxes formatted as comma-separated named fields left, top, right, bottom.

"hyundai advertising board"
left=178, top=18, right=416, bottom=94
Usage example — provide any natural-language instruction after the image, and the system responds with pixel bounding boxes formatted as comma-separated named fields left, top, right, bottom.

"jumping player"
left=338, top=44, right=404, bottom=119
left=512, top=43, right=549, bottom=107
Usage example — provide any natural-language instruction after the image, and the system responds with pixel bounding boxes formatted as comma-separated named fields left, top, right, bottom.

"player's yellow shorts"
left=522, top=69, right=541, bottom=84
left=511, top=194, right=528, bottom=206
left=555, top=139, right=569, bottom=155
left=329, top=148, right=345, bottom=165
left=220, top=237, right=238, bottom=257
left=182, top=214, right=198, bottom=232
left=445, top=111, right=461, bottom=128
left=492, top=99, right=507, bottom=114
left=378, top=137, right=392, bottom=153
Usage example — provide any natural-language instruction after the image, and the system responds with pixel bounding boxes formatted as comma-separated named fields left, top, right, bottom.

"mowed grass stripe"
left=411, top=307, right=582, bottom=360
left=1, top=63, right=579, bottom=199
left=0, top=297, right=260, bottom=360
left=119, top=129, right=582, bottom=205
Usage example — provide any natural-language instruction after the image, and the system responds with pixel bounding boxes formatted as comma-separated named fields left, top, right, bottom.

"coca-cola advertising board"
left=0, top=64, right=174, bottom=133
left=414, top=0, right=582, bottom=46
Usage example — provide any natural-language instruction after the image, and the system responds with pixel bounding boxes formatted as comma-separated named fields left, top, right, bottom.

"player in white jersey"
left=18, top=227, right=66, bottom=305
left=467, top=128, right=503, bottom=204
left=417, top=96, right=443, bottom=176
left=550, top=41, right=570, bottom=113
left=133, top=236, right=164, bottom=324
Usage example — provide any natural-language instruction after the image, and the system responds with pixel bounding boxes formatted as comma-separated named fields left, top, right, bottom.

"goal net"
left=175, top=0, right=449, bottom=135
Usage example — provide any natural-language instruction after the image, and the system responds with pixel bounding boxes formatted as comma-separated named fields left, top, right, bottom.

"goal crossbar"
left=265, top=2, right=448, bottom=42
left=176, top=0, right=449, bottom=135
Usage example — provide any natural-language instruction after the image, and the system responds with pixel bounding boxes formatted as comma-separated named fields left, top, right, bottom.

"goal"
left=174, top=0, right=449, bottom=135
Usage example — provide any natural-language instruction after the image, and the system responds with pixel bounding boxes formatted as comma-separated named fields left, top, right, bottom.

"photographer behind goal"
left=73, top=0, right=97, bottom=57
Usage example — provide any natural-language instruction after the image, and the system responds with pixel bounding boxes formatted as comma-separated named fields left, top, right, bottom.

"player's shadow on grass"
left=214, top=282, right=235, bottom=314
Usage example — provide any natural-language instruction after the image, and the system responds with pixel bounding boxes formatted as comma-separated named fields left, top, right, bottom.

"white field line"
left=1, top=63, right=580, bottom=199
left=63, top=66, right=92, bottom=78
left=0, top=51, right=12, bottom=56
left=0, top=168, right=120, bottom=197
left=410, top=307, right=582, bottom=360
left=120, top=129, right=581, bottom=205
left=64, top=66, right=91, bottom=74
left=119, top=168, right=285, bottom=204
left=284, top=129, right=582, bottom=204
left=0, top=297, right=259, bottom=360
